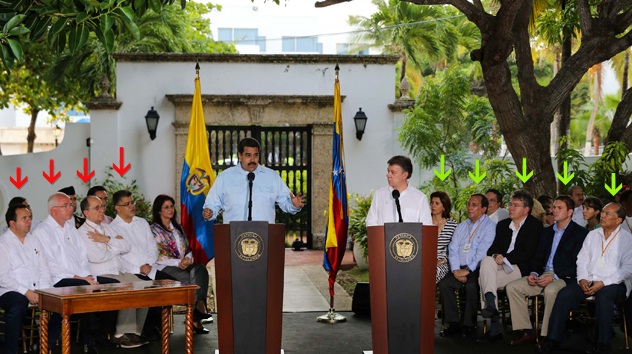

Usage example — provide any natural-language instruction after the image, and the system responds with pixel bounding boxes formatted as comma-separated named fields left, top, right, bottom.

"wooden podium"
left=367, top=223, right=438, bottom=354
left=214, top=221, right=286, bottom=354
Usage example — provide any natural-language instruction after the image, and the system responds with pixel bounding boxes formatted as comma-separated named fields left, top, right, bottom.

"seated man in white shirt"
left=109, top=190, right=175, bottom=338
left=365, top=155, right=432, bottom=226
left=32, top=192, right=119, bottom=354
left=0, top=204, right=60, bottom=354
left=538, top=203, right=632, bottom=354
left=78, top=196, right=148, bottom=349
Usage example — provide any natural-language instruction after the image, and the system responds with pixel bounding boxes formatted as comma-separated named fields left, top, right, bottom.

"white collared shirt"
left=576, top=226, right=632, bottom=296
left=507, top=217, right=527, bottom=254
left=365, top=184, right=432, bottom=226
left=78, top=219, right=131, bottom=276
left=31, top=215, right=92, bottom=284
left=0, top=230, right=52, bottom=296
left=488, top=208, right=509, bottom=223
left=109, top=215, right=159, bottom=279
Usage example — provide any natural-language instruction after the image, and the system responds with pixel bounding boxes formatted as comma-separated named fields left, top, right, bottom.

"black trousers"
left=548, top=282, right=626, bottom=346
left=53, top=277, right=119, bottom=345
left=438, top=270, right=480, bottom=327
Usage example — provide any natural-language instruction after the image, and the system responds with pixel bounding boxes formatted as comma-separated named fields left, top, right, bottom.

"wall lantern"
left=53, top=124, right=62, bottom=147
left=353, top=108, right=368, bottom=141
left=145, top=106, right=160, bottom=140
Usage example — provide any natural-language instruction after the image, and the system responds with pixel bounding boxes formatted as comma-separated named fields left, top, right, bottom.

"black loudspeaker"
left=352, top=282, right=371, bottom=317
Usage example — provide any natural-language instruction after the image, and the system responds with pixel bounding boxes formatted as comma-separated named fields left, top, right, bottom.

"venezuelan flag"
left=323, top=67, right=349, bottom=297
left=180, top=66, right=216, bottom=265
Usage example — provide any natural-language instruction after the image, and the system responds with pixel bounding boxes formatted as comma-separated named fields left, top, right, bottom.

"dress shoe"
left=481, top=307, right=499, bottom=319
left=537, top=340, right=558, bottom=354
left=510, top=332, right=537, bottom=345
left=476, top=332, right=503, bottom=343
left=439, top=324, right=462, bottom=338
left=193, top=325, right=210, bottom=334
left=461, top=326, right=476, bottom=339
left=195, top=308, right=213, bottom=320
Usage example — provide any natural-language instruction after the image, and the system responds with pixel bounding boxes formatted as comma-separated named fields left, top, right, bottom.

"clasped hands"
left=579, top=279, right=604, bottom=296
left=527, top=273, right=554, bottom=287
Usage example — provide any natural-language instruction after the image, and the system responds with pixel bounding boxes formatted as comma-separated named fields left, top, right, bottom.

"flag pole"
left=317, top=63, right=346, bottom=324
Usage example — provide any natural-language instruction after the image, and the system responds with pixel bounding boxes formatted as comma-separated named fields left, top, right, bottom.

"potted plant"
left=348, top=193, right=372, bottom=270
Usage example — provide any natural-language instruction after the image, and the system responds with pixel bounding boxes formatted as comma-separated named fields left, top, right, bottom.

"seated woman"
left=582, top=196, right=603, bottom=231
left=150, top=194, right=212, bottom=334
left=430, top=191, right=457, bottom=283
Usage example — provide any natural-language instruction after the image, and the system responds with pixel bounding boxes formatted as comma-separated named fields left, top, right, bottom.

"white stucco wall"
left=0, top=123, right=89, bottom=227
left=101, top=54, right=402, bottom=204
left=0, top=54, right=410, bottom=229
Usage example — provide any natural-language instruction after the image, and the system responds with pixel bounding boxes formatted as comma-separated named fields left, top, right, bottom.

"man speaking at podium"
left=365, top=155, right=432, bottom=226
left=203, top=137, right=304, bottom=223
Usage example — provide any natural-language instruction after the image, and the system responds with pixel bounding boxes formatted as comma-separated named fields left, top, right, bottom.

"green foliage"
left=586, top=141, right=630, bottom=198
left=94, top=167, right=153, bottom=222
left=348, top=193, right=372, bottom=259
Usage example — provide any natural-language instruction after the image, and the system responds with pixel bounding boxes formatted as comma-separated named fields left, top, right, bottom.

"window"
left=336, top=43, right=369, bottom=55
left=281, top=36, right=322, bottom=53
left=218, top=28, right=266, bottom=52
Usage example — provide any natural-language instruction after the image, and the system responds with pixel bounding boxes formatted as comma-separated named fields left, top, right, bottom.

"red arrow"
left=10, top=167, right=28, bottom=189
left=112, top=146, right=131, bottom=177
left=42, top=159, right=61, bottom=184
left=76, top=157, right=95, bottom=183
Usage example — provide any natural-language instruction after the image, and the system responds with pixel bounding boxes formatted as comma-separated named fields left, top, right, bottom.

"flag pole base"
left=317, top=308, right=347, bottom=324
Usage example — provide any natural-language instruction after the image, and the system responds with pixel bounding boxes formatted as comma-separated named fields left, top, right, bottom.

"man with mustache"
left=203, top=137, right=304, bottom=223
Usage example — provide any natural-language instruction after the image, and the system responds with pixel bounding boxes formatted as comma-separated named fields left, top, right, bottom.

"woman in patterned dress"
left=430, top=191, right=457, bottom=283
left=151, top=194, right=212, bottom=334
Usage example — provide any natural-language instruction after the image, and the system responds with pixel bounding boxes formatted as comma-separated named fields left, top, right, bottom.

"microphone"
left=392, top=190, right=403, bottom=222
left=247, top=172, right=255, bottom=221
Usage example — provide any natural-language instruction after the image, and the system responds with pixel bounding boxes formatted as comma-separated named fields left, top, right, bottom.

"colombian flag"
left=323, top=67, right=349, bottom=297
left=180, top=67, right=216, bottom=265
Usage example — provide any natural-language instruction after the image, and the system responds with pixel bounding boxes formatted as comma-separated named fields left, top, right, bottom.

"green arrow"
left=468, top=159, right=486, bottom=184
left=515, top=157, right=533, bottom=183
left=433, top=155, right=452, bottom=181
left=555, top=160, right=575, bottom=185
left=605, top=173, right=623, bottom=196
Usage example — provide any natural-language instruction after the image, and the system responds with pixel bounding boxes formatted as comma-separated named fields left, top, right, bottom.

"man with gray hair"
left=568, top=185, right=587, bottom=227
left=78, top=195, right=148, bottom=348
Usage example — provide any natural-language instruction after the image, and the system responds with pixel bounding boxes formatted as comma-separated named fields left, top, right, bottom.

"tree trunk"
left=27, top=108, right=39, bottom=153
left=623, top=50, right=629, bottom=97
left=551, top=53, right=561, bottom=156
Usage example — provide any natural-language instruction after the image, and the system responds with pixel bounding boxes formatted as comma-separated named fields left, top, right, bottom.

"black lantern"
left=145, top=106, right=160, bottom=140
left=353, top=108, right=368, bottom=141
left=53, top=124, right=62, bottom=147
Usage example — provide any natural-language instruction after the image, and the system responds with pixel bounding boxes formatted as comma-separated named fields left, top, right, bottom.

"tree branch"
left=577, top=0, right=592, bottom=37
left=404, top=0, right=490, bottom=29
left=513, top=1, right=542, bottom=116
left=606, top=86, right=632, bottom=147
left=314, top=0, right=352, bottom=7
left=544, top=26, right=632, bottom=118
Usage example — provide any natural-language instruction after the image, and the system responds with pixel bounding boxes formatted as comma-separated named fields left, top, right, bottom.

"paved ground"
left=12, top=249, right=632, bottom=353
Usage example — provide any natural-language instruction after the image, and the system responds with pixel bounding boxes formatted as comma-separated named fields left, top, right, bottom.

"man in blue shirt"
left=439, top=193, right=496, bottom=338
left=203, top=137, right=304, bottom=223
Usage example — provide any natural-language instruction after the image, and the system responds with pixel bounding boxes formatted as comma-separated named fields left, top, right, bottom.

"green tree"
left=317, top=0, right=632, bottom=197
left=0, top=0, right=185, bottom=70
left=0, top=40, right=83, bottom=152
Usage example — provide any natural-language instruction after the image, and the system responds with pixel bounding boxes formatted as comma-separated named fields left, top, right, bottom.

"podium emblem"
left=235, top=232, right=264, bottom=261
left=389, top=233, right=418, bottom=262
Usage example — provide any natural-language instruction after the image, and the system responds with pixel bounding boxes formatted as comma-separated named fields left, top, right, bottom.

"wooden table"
left=36, top=280, right=198, bottom=354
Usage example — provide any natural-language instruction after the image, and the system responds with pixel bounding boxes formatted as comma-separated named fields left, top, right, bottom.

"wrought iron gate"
left=207, top=125, right=313, bottom=248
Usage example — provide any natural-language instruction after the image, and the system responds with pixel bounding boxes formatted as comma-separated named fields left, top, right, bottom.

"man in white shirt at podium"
left=366, top=155, right=432, bottom=226
left=203, top=137, right=304, bottom=223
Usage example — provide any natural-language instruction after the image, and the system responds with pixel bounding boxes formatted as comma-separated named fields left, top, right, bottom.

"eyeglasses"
left=162, top=205, right=175, bottom=210
left=509, top=203, right=524, bottom=209
left=53, top=204, right=72, bottom=209
left=117, top=201, right=135, bottom=208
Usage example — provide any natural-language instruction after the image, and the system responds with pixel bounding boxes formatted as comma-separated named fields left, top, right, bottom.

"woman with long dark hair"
left=150, top=194, right=211, bottom=334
